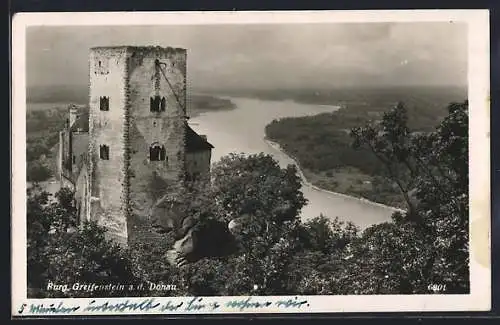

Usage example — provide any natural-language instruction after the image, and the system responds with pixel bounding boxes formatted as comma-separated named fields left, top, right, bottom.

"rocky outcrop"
left=166, top=228, right=195, bottom=267
left=149, top=196, right=236, bottom=267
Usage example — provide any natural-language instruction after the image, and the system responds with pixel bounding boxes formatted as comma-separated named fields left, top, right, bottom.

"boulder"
left=150, top=196, right=238, bottom=267
left=173, top=228, right=196, bottom=255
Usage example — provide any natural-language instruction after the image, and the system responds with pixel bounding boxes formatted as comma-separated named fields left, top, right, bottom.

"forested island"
left=264, top=87, right=467, bottom=208
left=188, top=94, right=236, bottom=118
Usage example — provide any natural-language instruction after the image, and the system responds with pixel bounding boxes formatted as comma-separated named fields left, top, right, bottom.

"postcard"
left=11, top=9, right=491, bottom=316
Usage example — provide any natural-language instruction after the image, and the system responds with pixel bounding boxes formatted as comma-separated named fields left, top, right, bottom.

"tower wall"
left=88, top=47, right=129, bottom=245
left=88, top=46, right=188, bottom=246
left=59, top=129, right=72, bottom=181
left=126, top=47, right=187, bottom=240
left=57, top=130, right=64, bottom=181
left=185, top=150, right=211, bottom=180
left=71, top=133, right=89, bottom=172
left=74, top=162, right=91, bottom=225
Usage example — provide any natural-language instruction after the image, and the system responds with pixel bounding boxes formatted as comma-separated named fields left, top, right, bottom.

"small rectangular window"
left=100, top=145, right=110, bottom=160
left=72, top=155, right=76, bottom=164
left=100, top=96, right=109, bottom=111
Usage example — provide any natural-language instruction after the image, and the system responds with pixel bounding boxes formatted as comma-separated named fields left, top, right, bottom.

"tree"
left=286, top=216, right=359, bottom=295
left=351, top=102, right=418, bottom=216
left=26, top=141, right=51, bottom=162
left=128, top=234, right=187, bottom=296
left=27, top=160, right=52, bottom=183
left=350, top=101, right=469, bottom=293
left=410, top=101, right=469, bottom=293
left=297, top=215, right=358, bottom=254
left=211, top=153, right=307, bottom=224
left=343, top=219, right=433, bottom=294
left=27, top=186, right=139, bottom=298
left=209, top=154, right=306, bottom=294
left=156, top=153, right=309, bottom=295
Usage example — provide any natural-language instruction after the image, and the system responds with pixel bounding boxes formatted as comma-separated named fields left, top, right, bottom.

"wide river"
left=189, top=96, right=398, bottom=230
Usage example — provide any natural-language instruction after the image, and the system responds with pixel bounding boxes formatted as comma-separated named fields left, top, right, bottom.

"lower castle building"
left=56, top=46, right=214, bottom=246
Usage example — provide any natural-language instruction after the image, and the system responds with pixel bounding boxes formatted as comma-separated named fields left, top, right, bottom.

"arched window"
left=150, top=96, right=166, bottom=112
left=150, top=143, right=167, bottom=161
left=100, top=145, right=109, bottom=160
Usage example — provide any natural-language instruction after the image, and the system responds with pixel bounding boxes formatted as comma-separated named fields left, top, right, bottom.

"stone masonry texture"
left=88, top=46, right=188, bottom=246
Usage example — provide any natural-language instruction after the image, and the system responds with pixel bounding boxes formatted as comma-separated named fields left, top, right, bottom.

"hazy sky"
left=26, top=22, right=467, bottom=90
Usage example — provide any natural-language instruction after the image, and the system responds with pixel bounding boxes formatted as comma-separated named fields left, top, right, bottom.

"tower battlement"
left=90, top=45, right=186, bottom=53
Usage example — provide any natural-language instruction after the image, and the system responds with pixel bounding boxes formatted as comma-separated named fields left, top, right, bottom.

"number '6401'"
left=427, top=284, right=447, bottom=292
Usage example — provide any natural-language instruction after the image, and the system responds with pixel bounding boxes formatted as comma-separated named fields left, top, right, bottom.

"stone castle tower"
left=58, top=46, right=213, bottom=247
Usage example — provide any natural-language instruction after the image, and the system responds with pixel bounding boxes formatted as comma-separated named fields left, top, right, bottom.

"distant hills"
left=27, top=85, right=90, bottom=104
left=28, top=84, right=467, bottom=105
left=216, top=86, right=467, bottom=108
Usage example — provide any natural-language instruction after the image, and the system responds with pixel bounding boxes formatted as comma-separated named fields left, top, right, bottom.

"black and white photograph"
left=11, top=10, right=490, bottom=315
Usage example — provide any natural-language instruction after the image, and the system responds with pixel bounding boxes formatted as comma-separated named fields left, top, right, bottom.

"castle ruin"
left=57, top=46, right=213, bottom=247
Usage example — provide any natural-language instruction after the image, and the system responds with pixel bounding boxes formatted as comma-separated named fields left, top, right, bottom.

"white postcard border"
left=11, top=10, right=491, bottom=315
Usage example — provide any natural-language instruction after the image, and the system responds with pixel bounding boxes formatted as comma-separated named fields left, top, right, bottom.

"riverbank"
left=264, top=138, right=404, bottom=213
left=264, top=102, right=425, bottom=209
